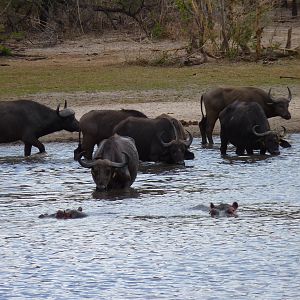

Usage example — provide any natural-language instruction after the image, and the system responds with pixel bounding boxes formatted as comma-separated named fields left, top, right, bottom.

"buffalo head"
left=78, top=152, right=129, bottom=191
left=267, top=87, right=292, bottom=120
left=159, top=125, right=193, bottom=165
left=56, top=100, right=80, bottom=132
left=252, top=125, right=280, bottom=155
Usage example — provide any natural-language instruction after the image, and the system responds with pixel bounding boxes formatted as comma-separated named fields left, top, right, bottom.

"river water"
left=0, top=136, right=299, bottom=300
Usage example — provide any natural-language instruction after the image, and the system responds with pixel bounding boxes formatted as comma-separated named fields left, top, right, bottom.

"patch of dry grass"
left=0, top=57, right=299, bottom=99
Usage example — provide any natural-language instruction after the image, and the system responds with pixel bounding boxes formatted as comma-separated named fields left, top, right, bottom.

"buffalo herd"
left=0, top=86, right=293, bottom=194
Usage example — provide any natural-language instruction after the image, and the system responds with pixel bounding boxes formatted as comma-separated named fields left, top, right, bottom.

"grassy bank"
left=0, top=58, right=299, bottom=99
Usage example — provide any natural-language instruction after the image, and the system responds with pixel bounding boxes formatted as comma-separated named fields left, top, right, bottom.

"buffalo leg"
left=220, top=133, right=228, bottom=155
left=260, top=148, right=266, bottom=155
left=205, top=113, right=219, bottom=145
left=23, top=136, right=45, bottom=155
left=236, top=147, right=245, bottom=156
left=24, top=143, right=32, bottom=156
left=246, top=147, right=254, bottom=155
left=199, top=117, right=207, bottom=145
left=81, top=140, right=95, bottom=159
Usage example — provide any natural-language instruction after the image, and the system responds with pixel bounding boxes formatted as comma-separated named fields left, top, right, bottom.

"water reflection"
left=92, top=187, right=141, bottom=200
left=0, top=136, right=299, bottom=299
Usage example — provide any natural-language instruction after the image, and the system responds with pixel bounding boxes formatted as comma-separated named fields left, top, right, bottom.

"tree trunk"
left=292, top=0, right=298, bottom=16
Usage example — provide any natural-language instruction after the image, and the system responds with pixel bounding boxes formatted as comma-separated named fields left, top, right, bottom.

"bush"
left=0, top=45, right=12, bottom=56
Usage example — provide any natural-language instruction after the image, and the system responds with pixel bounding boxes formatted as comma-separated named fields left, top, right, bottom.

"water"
left=0, top=136, right=299, bottom=300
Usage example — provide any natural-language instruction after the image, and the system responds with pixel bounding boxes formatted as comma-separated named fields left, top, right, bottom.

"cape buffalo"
left=113, top=116, right=188, bottom=164
left=78, top=134, right=139, bottom=191
left=156, top=114, right=194, bottom=160
left=199, top=86, right=292, bottom=145
left=0, top=100, right=79, bottom=156
left=74, top=109, right=147, bottom=160
left=219, top=101, right=282, bottom=156
left=210, top=202, right=238, bottom=217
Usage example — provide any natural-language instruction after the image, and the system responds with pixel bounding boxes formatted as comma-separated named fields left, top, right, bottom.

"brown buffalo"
left=74, top=109, right=147, bottom=160
left=199, top=86, right=292, bottom=145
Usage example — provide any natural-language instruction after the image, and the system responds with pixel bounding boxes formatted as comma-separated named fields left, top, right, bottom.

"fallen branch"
left=280, top=76, right=300, bottom=80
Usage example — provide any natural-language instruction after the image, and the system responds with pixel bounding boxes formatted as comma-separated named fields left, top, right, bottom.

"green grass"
left=0, top=58, right=299, bottom=99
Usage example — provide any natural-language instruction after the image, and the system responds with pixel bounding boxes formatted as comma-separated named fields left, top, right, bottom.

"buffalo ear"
left=279, top=139, right=291, bottom=148
left=232, top=202, right=238, bottom=209
left=210, top=203, right=215, bottom=209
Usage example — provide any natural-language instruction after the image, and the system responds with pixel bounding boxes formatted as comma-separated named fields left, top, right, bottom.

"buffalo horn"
left=279, top=126, right=287, bottom=138
left=78, top=152, right=96, bottom=168
left=183, top=130, right=193, bottom=147
left=267, top=88, right=275, bottom=104
left=159, top=132, right=174, bottom=147
left=287, top=86, right=292, bottom=102
left=252, top=125, right=273, bottom=137
left=109, top=160, right=127, bottom=168
left=56, top=104, right=60, bottom=115
left=172, top=121, right=179, bottom=142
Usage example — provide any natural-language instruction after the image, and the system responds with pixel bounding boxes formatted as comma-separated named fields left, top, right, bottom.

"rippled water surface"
left=1, top=136, right=300, bottom=299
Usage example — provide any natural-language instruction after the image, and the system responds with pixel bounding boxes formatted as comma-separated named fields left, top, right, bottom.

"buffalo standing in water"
left=78, top=134, right=139, bottom=191
left=156, top=114, right=194, bottom=160
left=113, top=116, right=191, bottom=165
left=0, top=100, right=79, bottom=156
left=219, top=101, right=283, bottom=156
left=74, top=109, right=147, bottom=160
left=199, top=86, right=292, bottom=145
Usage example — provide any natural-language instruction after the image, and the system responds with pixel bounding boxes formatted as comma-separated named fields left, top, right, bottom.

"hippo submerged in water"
left=39, top=207, right=87, bottom=219
left=209, top=202, right=238, bottom=217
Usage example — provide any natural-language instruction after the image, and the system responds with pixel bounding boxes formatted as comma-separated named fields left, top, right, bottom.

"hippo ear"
left=210, top=203, right=215, bottom=209
left=232, top=202, right=238, bottom=209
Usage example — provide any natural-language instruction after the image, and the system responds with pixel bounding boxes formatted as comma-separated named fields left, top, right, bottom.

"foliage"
left=0, top=45, right=12, bottom=56
left=0, top=0, right=292, bottom=59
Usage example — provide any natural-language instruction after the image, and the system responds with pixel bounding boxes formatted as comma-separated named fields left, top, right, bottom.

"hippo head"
left=210, top=202, right=238, bottom=217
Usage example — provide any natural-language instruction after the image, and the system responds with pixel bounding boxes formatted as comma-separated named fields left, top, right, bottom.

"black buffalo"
left=74, top=109, right=147, bottom=160
left=199, top=86, right=292, bottom=145
left=156, top=114, right=194, bottom=160
left=0, top=100, right=79, bottom=156
left=113, top=116, right=189, bottom=164
left=219, top=101, right=282, bottom=156
left=78, top=134, right=139, bottom=191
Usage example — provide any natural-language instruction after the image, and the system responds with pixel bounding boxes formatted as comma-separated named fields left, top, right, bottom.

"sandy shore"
left=34, top=87, right=300, bottom=143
